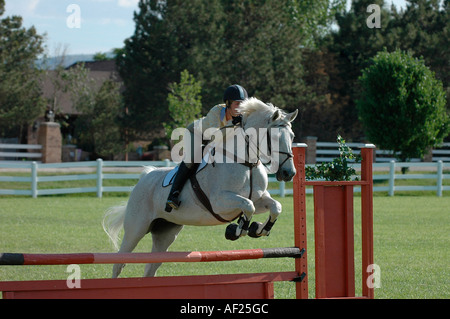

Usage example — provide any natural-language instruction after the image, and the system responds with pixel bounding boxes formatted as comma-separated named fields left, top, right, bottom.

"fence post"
left=302, top=136, right=317, bottom=164
left=164, top=159, right=171, bottom=167
left=360, top=145, right=375, bottom=299
left=437, top=160, right=443, bottom=197
left=292, top=144, right=309, bottom=299
left=31, top=162, right=38, bottom=198
left=96, top=158, right=103, bottom=198
left=388, top=160, right=395, bottom=196
left=37, top=122, right=62, bottom=163
left=279, top=181, right=285, bottom=197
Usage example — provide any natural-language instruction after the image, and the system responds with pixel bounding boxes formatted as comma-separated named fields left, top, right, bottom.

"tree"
left=321, top=0, right=392, bottom=139
left=117, top=0, right=334, bottom=141
left=82, top=80, right=124, bottom=159
left=217, top=0, right=313, bottom=111
left=116, top=0, right=216, bottom=139
left=163, top=70, right=202, bottom=139
left=64, top=64, right=124, bottom=159
left=289, top=0, right=347, bottom=47
left=0, top=0, right=45, bottom=140
left=357, top=50, right=448, bottom=162
left=385, top=0, right=450, bottom=110
left=93, top=52, right=109, bottom=61
left=322, top=0, right=449, bottom=141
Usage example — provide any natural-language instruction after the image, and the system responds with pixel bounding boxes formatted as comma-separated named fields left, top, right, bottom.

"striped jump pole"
left=0, top=247, right=303, bottom=299
left=0, top=247, right=303, bottom=266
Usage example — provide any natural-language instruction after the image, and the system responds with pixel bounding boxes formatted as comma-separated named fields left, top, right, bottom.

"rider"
left=165, top=84, right=248, bottom=212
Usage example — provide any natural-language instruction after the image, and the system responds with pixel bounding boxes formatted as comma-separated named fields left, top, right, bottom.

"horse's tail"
left=103, top=166, right=157, bottom=250
left=102, top=202, right=127, bottom=251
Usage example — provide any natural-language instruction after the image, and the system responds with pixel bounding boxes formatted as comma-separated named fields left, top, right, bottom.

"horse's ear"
left=271, top=110, right=281, bottom=122
left=286, top=109, right=298, bottom=122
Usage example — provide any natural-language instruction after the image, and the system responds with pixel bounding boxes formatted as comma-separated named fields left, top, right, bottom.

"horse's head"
left=238, top=98, right=298, bottom=182
left=267, top=108, right=298, bottom=181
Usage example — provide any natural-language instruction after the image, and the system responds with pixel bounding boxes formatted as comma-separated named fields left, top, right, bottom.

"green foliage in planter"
left=305, top=135, right=361, bottom=181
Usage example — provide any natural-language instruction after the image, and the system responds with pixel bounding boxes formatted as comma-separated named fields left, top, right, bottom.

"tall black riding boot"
left=165, top=162, right=193, bottom=212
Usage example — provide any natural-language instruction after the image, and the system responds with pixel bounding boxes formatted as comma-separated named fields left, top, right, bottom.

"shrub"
left=357, top=49, right=448, bottom=162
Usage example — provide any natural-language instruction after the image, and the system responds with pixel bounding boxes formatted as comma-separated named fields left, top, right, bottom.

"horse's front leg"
left=213, top=192, right=255, bottom=241
left=249, top=192, right=282, bottom=238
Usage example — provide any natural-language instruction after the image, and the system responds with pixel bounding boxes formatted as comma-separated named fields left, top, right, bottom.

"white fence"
left=1, top=159, right=449, bottom=198
left=0, top=159, right=175, bottom=198
left=271, top=161, right=450, bottom=197
left=314, top=142, right=450, bottom=163
left=0, top=144, right=42, bottom=162
left=371, top=161, right=450, bottom=196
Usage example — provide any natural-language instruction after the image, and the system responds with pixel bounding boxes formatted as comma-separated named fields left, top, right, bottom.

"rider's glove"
left=232, top=115, right=242, bottom=125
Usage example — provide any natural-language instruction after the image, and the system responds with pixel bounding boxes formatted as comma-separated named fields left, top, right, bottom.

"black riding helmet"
left=223, top=84, right=248, bottom=106
left=223, top=84, right=247, bottom=125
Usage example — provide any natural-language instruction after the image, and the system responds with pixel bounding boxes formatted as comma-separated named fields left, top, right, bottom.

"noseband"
left=240, top=122, right=294, bottom=171
left=264, top=126, right=294, bottom=170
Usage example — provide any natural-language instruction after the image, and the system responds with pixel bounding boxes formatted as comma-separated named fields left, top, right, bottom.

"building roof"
left=66, top=60, right=118, bottom=73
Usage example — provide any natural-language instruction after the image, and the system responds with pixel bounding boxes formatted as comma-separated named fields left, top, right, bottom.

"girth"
left=189, top=161, right=260, bottom=223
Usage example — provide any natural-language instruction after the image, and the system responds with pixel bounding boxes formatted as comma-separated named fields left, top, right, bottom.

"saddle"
left=162, top=150, right=212, bottom=187
left=162, top=148, right=258, bottom=223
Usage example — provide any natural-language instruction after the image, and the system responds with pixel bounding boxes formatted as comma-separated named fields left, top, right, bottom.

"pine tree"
left=216, top=0, right=316, bottom=112
left=118, top=1, right=330, bottom=138
left=322, top=0, right=391, bottom=139
left=386, top=0, right=449, bottom=109
left=117, top=0, right=224, bottom=139
left=0, top=0, right=45, bottom=140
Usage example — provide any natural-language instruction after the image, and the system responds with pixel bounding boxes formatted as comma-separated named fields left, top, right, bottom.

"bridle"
left=264, top=125, right=294, bottom=171
left=238, top=118, right=294, bottom=172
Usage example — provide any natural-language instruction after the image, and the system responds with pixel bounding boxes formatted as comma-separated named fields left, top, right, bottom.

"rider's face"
left=229, top=100, right=241, bottom=117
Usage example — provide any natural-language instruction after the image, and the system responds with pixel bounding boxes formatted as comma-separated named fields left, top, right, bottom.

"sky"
left=3, top=0, right=410, bottom=57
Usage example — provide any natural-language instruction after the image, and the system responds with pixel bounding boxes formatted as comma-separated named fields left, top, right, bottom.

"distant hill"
left=36, top=52, right=115, bottom=69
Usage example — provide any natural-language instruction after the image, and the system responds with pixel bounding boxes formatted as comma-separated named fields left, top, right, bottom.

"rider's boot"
left=165, top=161, right=193, bottom=212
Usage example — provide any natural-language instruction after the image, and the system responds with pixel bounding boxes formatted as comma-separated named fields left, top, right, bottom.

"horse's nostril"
left=282, top=169, right=296, bottom=181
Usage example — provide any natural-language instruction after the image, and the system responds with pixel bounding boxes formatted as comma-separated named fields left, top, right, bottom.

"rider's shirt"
left=196, top=104, right=230, bottom=134
left=192, top=104, right=235, bottom=139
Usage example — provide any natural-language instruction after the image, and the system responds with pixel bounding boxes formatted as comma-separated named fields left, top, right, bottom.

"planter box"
left=292, top=144, right=375, bottom=299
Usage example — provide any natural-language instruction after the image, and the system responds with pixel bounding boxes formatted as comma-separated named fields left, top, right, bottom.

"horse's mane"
left=238, top=97, right=277, bottom=117
left=238, top=97, right=291, bottom=127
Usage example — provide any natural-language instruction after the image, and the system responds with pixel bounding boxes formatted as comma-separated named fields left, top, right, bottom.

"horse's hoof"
left=225, top=224, right=239, bottom=241
left=248, top=222, right=262, bottom=238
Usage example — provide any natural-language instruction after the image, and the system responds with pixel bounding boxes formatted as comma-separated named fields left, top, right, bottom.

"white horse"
left=103, top=98, right=298, bottom=278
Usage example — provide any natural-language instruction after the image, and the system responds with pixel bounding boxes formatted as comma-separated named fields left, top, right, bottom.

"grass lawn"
left=0, top=194, right=448, bottom=299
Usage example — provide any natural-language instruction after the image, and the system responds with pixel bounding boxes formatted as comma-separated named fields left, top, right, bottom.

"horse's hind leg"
left=112, top=214, right=151, bottom=278
left=112, top=230, right=145, bottom=278
left=144, top=219, right=183, bottom=277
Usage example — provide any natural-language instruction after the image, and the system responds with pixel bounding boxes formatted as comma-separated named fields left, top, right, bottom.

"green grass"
left=0, top=195, right=449, bottom=298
